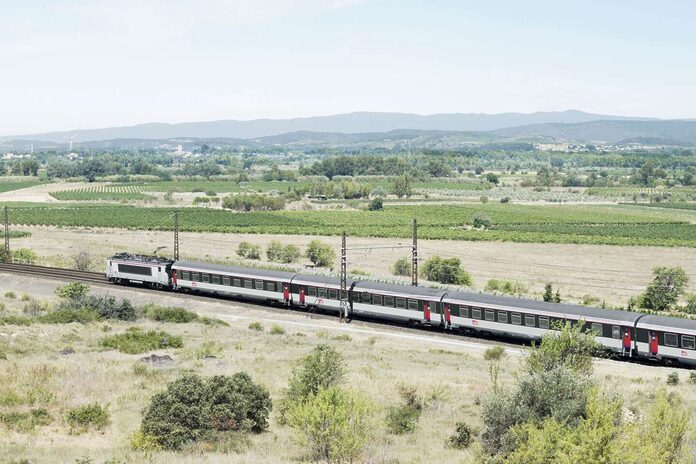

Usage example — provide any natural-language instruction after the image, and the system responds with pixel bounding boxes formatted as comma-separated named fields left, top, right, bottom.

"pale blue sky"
left=1, top=0, right=695, bottom=134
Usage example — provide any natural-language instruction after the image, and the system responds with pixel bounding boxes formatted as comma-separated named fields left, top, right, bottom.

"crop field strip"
left=6, top=203, right=696, bottom=247
left=0, top=180, right=45, bottom=193
left=49, top=185, right=154, bottom=201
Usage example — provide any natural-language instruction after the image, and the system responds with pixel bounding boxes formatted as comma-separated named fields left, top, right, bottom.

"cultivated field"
left=0, top=274, right=693, bottom=463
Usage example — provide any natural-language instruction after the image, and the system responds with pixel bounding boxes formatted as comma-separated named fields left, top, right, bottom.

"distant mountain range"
left=1, top=110, right=695, bottom=150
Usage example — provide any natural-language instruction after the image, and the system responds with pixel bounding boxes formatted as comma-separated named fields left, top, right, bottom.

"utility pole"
left=340, top=231, right=348, bottom=322
left=3, top=206, right=9, bottom=263
left=173, top=211, right=179, bottom=261
left=412, top=218, right=418, bottom=286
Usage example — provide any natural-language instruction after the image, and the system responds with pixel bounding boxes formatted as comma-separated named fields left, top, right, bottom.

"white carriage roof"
left=173, top=261, right=296, bottom=280
left=291, top=274, right=350, bottom=287
left=443, top=290, right=642, bottom=323
left=637, top=314, right=696, bottom=333
left=352, top=281, right=448, bottom=299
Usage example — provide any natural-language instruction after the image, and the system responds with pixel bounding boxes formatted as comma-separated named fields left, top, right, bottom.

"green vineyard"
left=50, top=185, right=155, bottom=201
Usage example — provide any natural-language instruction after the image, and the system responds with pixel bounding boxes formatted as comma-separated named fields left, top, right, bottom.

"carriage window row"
left=352, top=292, right=432, bottom=311
left=178, top=270, right=280, bottom=292
left=664, top=333, right=695, bottom=350
left=449, top=304, right=580, bottom=332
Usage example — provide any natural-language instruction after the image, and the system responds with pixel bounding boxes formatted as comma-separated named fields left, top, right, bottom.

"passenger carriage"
left=289, top=274, right=353, bottom=313
left=171, top=261, right=295, bottom=304
left=350, top=281, right=447, bottom=325
left=635, top=315, right=696, bottom=366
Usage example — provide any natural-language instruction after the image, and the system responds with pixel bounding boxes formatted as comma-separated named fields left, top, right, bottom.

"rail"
left=0, top=262, right=108, bottom=284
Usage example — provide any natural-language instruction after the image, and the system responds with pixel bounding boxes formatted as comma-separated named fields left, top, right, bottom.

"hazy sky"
left=1, top=0, right=695, bottom=135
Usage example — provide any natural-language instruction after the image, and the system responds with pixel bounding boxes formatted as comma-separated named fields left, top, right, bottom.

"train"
left=106, top=252, right=696, bottom=367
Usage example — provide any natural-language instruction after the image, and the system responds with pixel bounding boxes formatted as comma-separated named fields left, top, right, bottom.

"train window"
left=385, top=296, right=395, bottom=307
left=307, top=286, right=317, bottom=296
left=665, top=333, right=678, bottom=347
left=591, top=323, right=603, bottom=336
left=180, top=271, right=189, bottom=280
left=265, top=282, right=276, bottom=292
left=408, top=299, right=419, bottom=311
left=244, top=279, right=253, bottom=289
left=222, top=276, right=231, bottom=286
left=511, top=313, right=522, bottom=325
left=682, top=335, right=695, bottom=350
left=255, top=280, right=263, bottom=290
left=191, top=272, right=200, bottom=282
left=539, top=317, right=549, bottom=329
left=525, top=314, right=536, bottom=327
left=396, top=298, right=406, bottom=309
left=212, top=275, right=221, bottom=285
left=202, top=274, right=210, bottom=283
left=329, top=289, right=338, bottom=300
left=485, top=310, right=495, bottom=322
left=233, top=278, right=242, bottom=287
left=471, top=308, right=482, bottom=320
left=373, top=295, right=383, bottom=306
left=460, top=306, right=469, bottom=318
left=318, top=288, right=327, bottom=298
left=361, top=293, right=371, bottom=304
left=498, top=311, right=508, bottom=323
left=612, top=326, right=621, bottom=339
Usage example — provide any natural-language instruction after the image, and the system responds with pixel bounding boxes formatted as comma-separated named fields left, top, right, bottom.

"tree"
left=55, top=282, right=90, bottom=301
left=420, top=256, right=472, bottom=286
left=553, top=289, right=561, bottom=304
left=470, top=212, right=493, bottom=229
left=485, top=172, right=500, bottom=185
left=305, top=240, right=335, bottom=268
left=392, top=257, right=411, bottom=277
left=543, top=283, right=553, bottom=302
left=266, top=240, right=283, bottom=261
left=237, top=242, right=261, bottom=260
left=525, top=320, right=602, bottom=375
left=279, top=244, right=300, bottom=263
left=391, top=175, right=413, bottom=199
left=288, top=387, right=375, bottom=463
left=641, top=267, right=689, bottom=311
left=367, top=197, right=383, bottom=211
left=72, top=251, right=92, bottom=271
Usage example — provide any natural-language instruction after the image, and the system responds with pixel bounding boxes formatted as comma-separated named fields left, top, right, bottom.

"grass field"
left=6, top=203, right=696, bottom=247
left=0, top=180, right=45, bottom=193
left=50, top=185, right=155, bottom=202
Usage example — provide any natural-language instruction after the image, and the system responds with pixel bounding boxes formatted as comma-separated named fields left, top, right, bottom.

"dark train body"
left=106, top=253, right=696, bottom=367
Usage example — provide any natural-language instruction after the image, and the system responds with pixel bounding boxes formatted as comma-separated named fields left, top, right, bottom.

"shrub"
left=0, top=313, right=32, bottom=326
left=305, top=240, right=335, bottom=268
left=248, top=321, right=264, bottom=331
left=499, top=196, right=510, bottom=203
left=484, top=345, right=506, bottom=361
left=332, top=333, right=352, bottom=342
left=88, top=296, right=137, bottom=321
left=421, top=256, right=472, bottom=286
left=689, top=372, right=696, bottom=384
left=367, top=197, right=383, bottom=211
left=386, top=403, right=421, bottom=435
left=55, top=282, right=90, bottom=301
left=279, top=244, right=301, bottom=263
left=222, top=194, right=285, bottom=211
left=666, top=372, right=679, bottom=386
left=11, top=248, right=37, bottom=264
left=144, top=304, right=198, bottom=323
left=270, top=324, right=286, bottom=335
left=40, top=308, right=100, bottom=324
left=4, top=291, right=16, bottom=299
left=237, top=242, right=261, bottom=260
left=288, top=387, right=375, bottom=463
left=266, top=240, right=284, bottom=261
left=447, top=421, right=472, bottom=449
left=485, top=279, right=526, bottom=295
left=470, top=212, right=493, bottom=229
left=480, top=195, right=488, bottom=203
left=66, top=403, right=110, bottom=434
left=525, top=321, right=601, bottom=375
left=0, top=408, right=52, bottom=432
left=682, top=294, right=696, bottom=314
left=392, top=257, right=411, bottom=277
left=20, top=293, right=30, bottom=302
left=100, top=328, right=183, bottom=354
left=140, top=373, right=271, bottom=450
left=278, top=344, right=346, bottom=423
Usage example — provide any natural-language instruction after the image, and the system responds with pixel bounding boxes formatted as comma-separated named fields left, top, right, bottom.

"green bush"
left=66, top=403, right=110, bottom=434
left=40, top=308, right=100, bottom=324
left=270, top=324, right=286, bottom=335
left=278, top=344, right=346, bottom=423
left=288, top=387, right=375, bottom=463
left=144, top=305, right=198, bottom=323
left=689, top=372, right=696, bottom=384
left=248, top=321, right=264, bottom=331
left=367, top=197, right=383, bottom=211
left=385, top=385, right=422, bottom=435
left=392, top=257, right=411, bottom=277
left=4, top=291, right=16, bottom=299
left=484, top=345, right=507, bottom=361
left=485, top=279, right=527, bottom=295
left=0, top=313, right=32, bottom=326
left=0, top=408, right=52, bottom=432
left=525, top=320, right=602, bottom=375
left=266, top=240, right=284, bottom=261
left=470, top=212, right=493, bottom=229
left=237, top=242, right=261, bottom=260
left=447, top=421, right=472, bottom=449
left=100, top=328, right=183, bottom=354
left=222, top=194, right=285, bottom=211
left=11, top=248, right=38, bottom=264
left=666, top=372, right=679, bottom=386
left=421, top=256, right=472, bottom=286
left=55, top=282, right=90, bottom=301
left=140, top=373, right=271, bottom=450
left=279, top=244, right=300, bottom=263
left=305, top=240, right=335, bottom=268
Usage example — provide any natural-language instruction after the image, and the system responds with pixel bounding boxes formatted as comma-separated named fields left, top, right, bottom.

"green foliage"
left=55, top=282, right=90, bottom=301
left=40, top=308, right=100, bottom=324
left=447, top=421, right=472, bottom=449
left=66, top=403, right=110, bottom=434
left=265, top=240, right=284, bottom=261
left=0, top=313, right=32, bottom=326
left=485, top=279, right=527, bottom=295
left=690, top=372, right=696, bottom=384
left=0, top=408, right=51, bottom=432
left=470, top=212, right=493, bottom=229
left=248, top=321, right=263, bottom=331
left=222, top=193, right=285, bottom=211
left=367, top=197, right=383, bottom=211
left=682, top=294, right=696, bottom=314
left=391, top=175, right=413, bottom=198
left=288, top=386, right=375, bottom=463
left=484, top=345, right=507, bottom=361
left=236, top=241, right=261, bottom=259
left=421, top=256, right=472, bottom=286
left=525, top=321, right=601, bottom=375
left=306, top=240, right=336, bottom=268
left=140, top=373, right=271, bottom=450
left=270, top=324, right=286, bottom=335
left=278, top=344, right=346, bottom=424
left=641, top=266, right=689, bottom=311
left=4, top=291, right=16, bottom=299
left=666, top=372, right=679, bottom=386
left=100, top=327, right=183, bottom=354
left=143, top=304, right=198, bottom=323
left=543, top=283, right=553, bottom=302
left=392, top=257, right=411, bottom=277
left=385, top=385, right=422, bottom=435
left=266, top=241, right=300, bottom=263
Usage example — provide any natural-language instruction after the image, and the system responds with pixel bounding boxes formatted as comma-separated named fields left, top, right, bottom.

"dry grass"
left=0, top=276, right=695, bottom=463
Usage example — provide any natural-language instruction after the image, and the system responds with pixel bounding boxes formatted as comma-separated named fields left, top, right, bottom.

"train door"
left=283, top=283, right=290, bottom=305
left=300, top=287, right=306, bottom=306
left=649, top=331, right=659, bottom=356
left=423, top=301, right=431, bottom=323
left=444, top=303, right=452, bottom=327
left=622, top=327, right=632, bottom=356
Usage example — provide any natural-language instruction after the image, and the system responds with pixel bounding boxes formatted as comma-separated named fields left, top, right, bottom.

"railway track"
left=0, top=262, right=108, bottom=284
